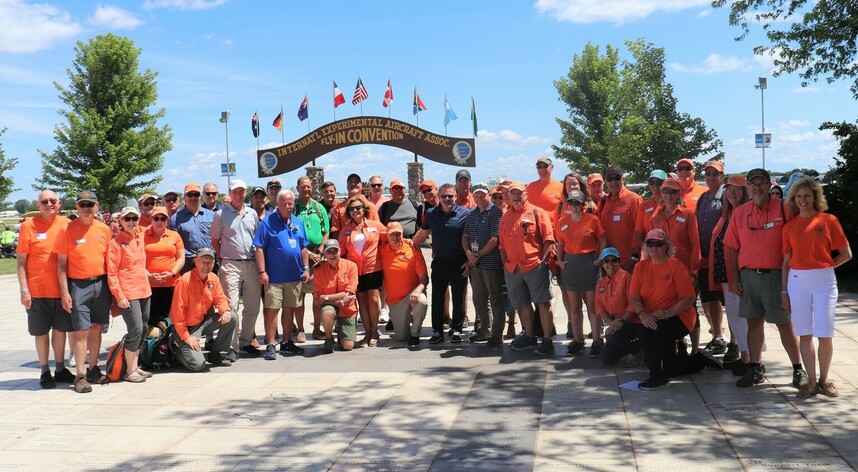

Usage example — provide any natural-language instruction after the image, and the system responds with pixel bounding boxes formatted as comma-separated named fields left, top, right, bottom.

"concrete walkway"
left=0, top=271, right=856, bottom=471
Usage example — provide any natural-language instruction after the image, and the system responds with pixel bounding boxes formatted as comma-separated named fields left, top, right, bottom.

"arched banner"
left=257, top=116, right=476, bottom=176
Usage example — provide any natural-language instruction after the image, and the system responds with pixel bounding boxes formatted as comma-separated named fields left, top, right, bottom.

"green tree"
left=713, top=0, right=858, bottom=99
left=13, top=199, right=32, bottom=214
left=554, top=39, right=723, bottom=181
left=0, top=128, right=20, bottom=208
left=819, top=120, right=858, bottom=272
left=37, top=33, right=172, bottom=210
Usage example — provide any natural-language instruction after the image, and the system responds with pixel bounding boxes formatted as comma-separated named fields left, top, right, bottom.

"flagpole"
left=280, top=105, right=285, bottom=145
left=306, top=92, right=311, bottom=134
left=414, top=87, right=419, bottom=164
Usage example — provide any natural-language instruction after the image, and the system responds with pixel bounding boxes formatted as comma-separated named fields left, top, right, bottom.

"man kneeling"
left=313, top=240, right=359, bottom=353
left=169, top=248, right=237, bottom=371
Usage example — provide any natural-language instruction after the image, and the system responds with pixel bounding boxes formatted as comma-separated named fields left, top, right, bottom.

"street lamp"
left=754, top=76, right=767, bottom=169
left=220, top=110, right=231, bottom=188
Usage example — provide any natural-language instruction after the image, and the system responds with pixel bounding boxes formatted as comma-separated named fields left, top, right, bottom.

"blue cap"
left=599, top=247, right=620, bottom=260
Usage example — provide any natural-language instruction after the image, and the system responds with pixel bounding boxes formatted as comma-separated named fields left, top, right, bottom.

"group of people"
left=17, top=156, right=851, bottom=397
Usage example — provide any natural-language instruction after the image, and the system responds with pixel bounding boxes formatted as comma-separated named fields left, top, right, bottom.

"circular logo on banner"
left=260, top=152, right=278, bottom=175
left=452, top=141, right=472, bottom=165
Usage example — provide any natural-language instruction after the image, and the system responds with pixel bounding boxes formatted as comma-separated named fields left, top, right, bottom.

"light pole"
left=754, top=76, right=767, bottom=169
left=220, top=111, right=231, bottom=189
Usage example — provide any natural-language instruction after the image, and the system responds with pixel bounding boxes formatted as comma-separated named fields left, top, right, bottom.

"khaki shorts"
left=265, top=281, right=303, bottom=309
left=739, top=269, right=791, bottom=324
left=301, top=265, right=315, bottom=294
left=337, top=313, right=357, bottom=341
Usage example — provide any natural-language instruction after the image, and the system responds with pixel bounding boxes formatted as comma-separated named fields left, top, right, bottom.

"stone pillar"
left=305, top=166, right=325, bottom=201
left=407, top=162, right=424, bottom=202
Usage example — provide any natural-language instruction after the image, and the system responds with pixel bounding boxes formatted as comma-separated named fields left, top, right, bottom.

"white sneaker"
left=379, top=307, right=390, bottom=323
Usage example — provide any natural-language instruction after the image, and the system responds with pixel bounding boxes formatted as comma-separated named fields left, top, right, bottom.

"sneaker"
left=380, top=307, right=389, bottom=323
left=792, top=369, right=810, bottom=389
left=408, top=335, right=420, bottom=347
left=511, top=333, right=538, bottom=351
left=451, top=331, right=463, bottom=343
left=428, top=331, right=445, bottom=344
left=86, top=366, right=108, bottom=385
left=54, top=368, right=75, bottom=383
left=280, top=340, right=305, bottom=355
left=241, top=345, right=262, bottom=358
left=817, top=381, right=839, bottom=397
left=639, top=377, right=670, bottom=391
left=567, top=340, right=585, bottom=356
left=263, top=344, right=277, bottom=360
left=796, top=383, right=818, bottom=398
left=699, top=350, right=724, bottom=370
left=225, top=350, right=239, bottom=363
left=74, top=374, right=92, bottom=394
left=385, top=320, right=394, bottom=331
left=296, top=332, right=307, bottom=343
left=68, top=356, right=76, bottom=368
left=736, top=364, right=764, bottom=387
left=703, top=337, right=728, bottom=355
left=534, top=338, right=554, bottom=356
left=468, top=331, right=478, bottom=342
left=208, top=351, right=232, bottom=367
left=39, top=370, right=55, bottom=389
left=486, top=337, right=502, bottom=347
left=323, top=337, right=335, bottom=354
left=589, top=341, right=602, bottom=358
left=723, top=343, right=740, bottom=362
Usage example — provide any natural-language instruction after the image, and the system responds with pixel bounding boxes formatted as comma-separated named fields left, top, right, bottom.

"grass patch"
left=0, top=258, right=17, bottom=276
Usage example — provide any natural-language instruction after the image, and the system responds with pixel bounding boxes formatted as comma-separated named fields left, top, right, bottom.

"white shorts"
left=786, top=267, right=837, bottom=337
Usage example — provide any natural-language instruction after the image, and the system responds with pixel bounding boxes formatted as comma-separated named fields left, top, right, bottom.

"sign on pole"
left=755, top=133, right=772, bottom=148
left=221, top=163, right=236, bottom=176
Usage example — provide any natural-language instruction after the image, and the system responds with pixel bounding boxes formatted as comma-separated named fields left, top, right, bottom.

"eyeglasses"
left=78, top=202, right=95, bottom=208
left=186, top=192, right=201, bottom=198
left=123, top=216, right=139, bottom=222
left=440, top=194, right=455, bottom=199
left=677, top=166, right=694, bottom=172
left=420, top=188, right=434, bottom=194
left=605, top=175, right=621, bottom=182
left=661, top=188, right=679, bottom=195
left=491, top=195, right=503, bottom=199
left=141, top=200, right=155, bottom=206
left=370, top=183, right=383, bottom=188
left=536, top=164, right=549, bottom=169
left=152, top=216, right=168, bottom=222
left=646, top=241, right=666, bottom=248
left=647, top=180, right=663, bottom=187
left=568, top=201, right=583, bottom=206
left=204, top=192, right=218, bottom=196
left=40, top=199, right=58, bottom=205
left=602, top=258, right=620, bottom=264
left=164, top=197, right=178, bottom=202
left=391, top=186, right=405, bottom=191
left=348, top=206, right=364, bottom=212
left=704, top=171, right=721, bottom=177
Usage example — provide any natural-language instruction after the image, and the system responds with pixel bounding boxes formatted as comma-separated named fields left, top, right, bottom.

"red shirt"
left=643, top=205, right=701, bottom=274
left=526, top=179, right=564, bottom=213
left=380, top=239, right=428, bottom=304
left=724, top=197, right=787, bottom=270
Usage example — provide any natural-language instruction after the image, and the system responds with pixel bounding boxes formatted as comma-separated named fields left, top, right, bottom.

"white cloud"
left=88, top=5, right=144, bottom=30
left=792, top=86, right=820, bottom=94
left=143, top=0, right=228, bottom=10
left=477, top=129, right=553, bottom=148
left=221, top=39, right=233, bottom=46
left=534, top=0, right=711, bottom=25
left=670, top=54, right=752, bottom=75
left=0, top=0, right=81, bottom=53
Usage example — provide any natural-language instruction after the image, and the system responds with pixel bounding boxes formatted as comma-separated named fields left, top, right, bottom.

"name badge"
left=676, top=216, right=686, bottom=223
left=367, top=227, right=377, bottom=233
left=613, top=214, right=621, bottom=222
left=470, top=242, right=479, bottom=252
left=76, top=238, right=86, bottom=244
left=645, top=208, right=654, bottom=213
left=36, top=232, right=47, bottom=240
left=289, top=239, right=297, bottom=248
left=560, top=224, right=569, bottom=231
left=763, top=222, right=775, bottom=229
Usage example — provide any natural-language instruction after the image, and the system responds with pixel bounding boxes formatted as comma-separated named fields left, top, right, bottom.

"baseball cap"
left=323, top=239, right=340, bottom=252
left=184, top=183, right=201, bottom=194
left=726, top=175, right=747, bottom=187
left=645, top=228, right=669, bottom=243
left=346, top=173, right=361, bottom=184
left=251, top=186, right=266, bottom=196
left=566, top=189, right=585, bottom=203
left=536, top=157, right=553, bottom=166
left=677, top=158, right=695, bottom=169
left=587, top=173, right=604, bottom=184
left=119, top=207, right=139, bottom=218
left=76, top=191, right=98, bottom=203
left=490, top=187, right=503, bottom=195
left=599, top=247, right=620, bottom=260
left=150, top=206, right=168, bottom=217
left=229, top=179, right=247, bottom=191
left=604, top=166, right=622, bottom=178
left=746, top=168, right=770, bottom=182
left=418, top=179, right=436, bottom=190
left=455, top=169, right=471, bottom=181
left=266, top=178, right=282, bottom=189
left=137, top=193, right=156, bottom=203
left=508, top=182, right=526, bottom=192
left=386, top=221, right=404, bottom=234
left=648, top=170, right=668, bottom=181
left=389, top=178, right=405, bottom=188
left=471, top=183, right=490, bottom=194
left=661, top=178, right=682, bottom=191
left=163, top=190, right=179, bottom=198
left=704, top=160, right=724, bottom=173
left=196, top=247, right=216, bottom=259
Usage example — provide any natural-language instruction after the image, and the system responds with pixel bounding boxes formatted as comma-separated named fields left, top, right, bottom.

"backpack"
left=140, top=319, right=176, bottom=371
left=105, top=338, right=127, bottom=382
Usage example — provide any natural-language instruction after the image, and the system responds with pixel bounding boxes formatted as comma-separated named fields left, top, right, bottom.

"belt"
left=745, top=268, right=778, bottom=274
left=73, top=275, right=105, bottom=281
left=223, top=258, right=254, bottom=262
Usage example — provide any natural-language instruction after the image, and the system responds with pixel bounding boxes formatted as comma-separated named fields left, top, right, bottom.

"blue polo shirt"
left=421, top=204, right=470, bottom=260
left=169, top=206, right=216, bottom=257
left=253, top=210, right=308, bottom=284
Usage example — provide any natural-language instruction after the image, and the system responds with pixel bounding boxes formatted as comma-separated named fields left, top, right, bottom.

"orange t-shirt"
left=338, top=219, right=387, bottom=275
left=107, top=230, right=152, bottom=302
left=643, top=205, right=702, bottom=274
left=723, top=198, right=787, bottom=270
left=56, top=219, right=112, bottom=279
left=313, top=258, right=359, bottom=317
left=555, top=212, right=605, bottom=255
left=144, top=227, right=185, bottom=288
left=380, top=239, right=428, bottom=304
left=456, top=191, right=475, bottom=209
left=138, top=214, right=152, bottom=230
left=595, top=269, right=639, bottom=324
left=629, top=257, right=696, bottom=332
left=526, top=179, right=564, bottom=213
left=681, top=180, right=708, bottom=213
left=17, top=214, right=70, bottom=298
left=170, top=271, right=230, bottom=340
left=599, top=187, right=643, bottom=263
left=783, top=212, right=848, bottom=270
left=498, top=201, right=554, bottom=273
left=329, top=199, right=379, bottom=234
left=634, top=197, right=659, bottom=234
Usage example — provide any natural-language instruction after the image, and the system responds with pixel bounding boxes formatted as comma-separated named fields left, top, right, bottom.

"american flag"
left=352, top=77, right=368, bottom=105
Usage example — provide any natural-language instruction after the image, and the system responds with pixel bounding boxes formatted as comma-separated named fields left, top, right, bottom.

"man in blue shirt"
left=254, top=189, right=310, bottom=359
left=169, top=182, right=217, bottom=274
left=413, top=183, right=471, bottom=344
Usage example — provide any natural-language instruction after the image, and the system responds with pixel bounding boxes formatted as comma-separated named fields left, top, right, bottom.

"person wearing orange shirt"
left=57, top=191, right=113, bottom=393
left=454, top=169, right=476, bottom=209
left=17, top=190, right=74, bottom=389
left=329, top=173, right=379, bottom=239
left=634, top=169, right=666, bottom=250
left=169, top=248, right=236, bottom=371
left=599, top=166, right=643, bottom=272
left=594, top=247, right=641, bottom=367
left=313, top=239, right=360, bottom=354
left=587, top=173, right=605, bottom=211
left=675, top=158, right=708, bottom=213
left=144, top=206, right=185, bottom=327
left=781, top=176, right=852, bottom=398
left=107, top=207, right=153, bottom=383
left=380, top=222, right=428, bottom=346
left=526, top=156, right=564, bottom=213
left=137, top=194, right=157, bottom=228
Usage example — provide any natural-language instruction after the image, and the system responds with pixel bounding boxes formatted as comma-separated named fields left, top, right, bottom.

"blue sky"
left=1, top=0, right=853, bottom=203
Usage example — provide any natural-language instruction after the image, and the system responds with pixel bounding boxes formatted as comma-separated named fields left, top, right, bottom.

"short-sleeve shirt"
left=144, top=227, right=185, bottom=288
left=555, top=213, right=605, bottom=255
left=595, top=269, right=638, bottom=324
left=17, top=214, right=70, bottom=298
left=463, top=204, right=503, bottom=270
left=629, top=257, right=696, bottom=332
left=338, top=219, right=387, bottom=275
left=455, top=192, right=475, bottom=209
left=526, top=179, right=564, bottom=213
left=498, top=201, right=554, bottom=273
left=723, top=197, right=787, bottom=270
left=643, top=205, right=702, bottom=274
left=295, top=198, right=329, bottom=252
left=329, top=199, right=379, bottom=234
left=379, top=199, right=419, bottom=239
left=367, top=194, right=390, bottom=210
left=380, top=239, right=428, bottom=305
left=783, top=212, right=848, bottom=270
left=253, top=211, right=308, bottom=284
left=313, top=258, right=359, bottom=317
left=599, top=187, right=643, bottom=262
left=107, top=230, right=152, bottom=302
left=696, top=186, right=724, bottom=258
left=421, top=204, right=470, bottom=260
left=681, top=180, right=708, bottom=213
left=170, top=271, right=230, bottom=340
left=56, top=219, right=112, bottom=279
left=169, top=206, right=216, bottom=257
left=210, top=204, right=260, bottom=260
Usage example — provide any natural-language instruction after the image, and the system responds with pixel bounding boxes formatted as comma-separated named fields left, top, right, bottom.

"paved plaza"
left=0, top=269, right=857, bottom=471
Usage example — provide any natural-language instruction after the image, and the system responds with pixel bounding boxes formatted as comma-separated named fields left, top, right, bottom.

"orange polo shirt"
left=595, top=269, right=639, bottom=324
left=526, top=179, right=564, bottom=213
left=723, top=197, right=787, bottom=270
left=329, top=199, right=379, bottom=234
left=313, top=258, right=359, bottom=318
left=643, top=205, right=702, bottom=274
left=498, top=201, right=554, bottom=273
left=56, top=219, right=112, bottom=279
left=380, top=239, right=428, bottom=304
left=338, top=219, right=387, bottom=275
left=599, top=187, right=643, bottom=263
left=783, top=212, right=848, bottom=270
left=555, top=212, right=605, bottom=255
left=456, top=191, right=475, bottom=209
left=107, top=230, right=152, bottom=302
left=139, top=214, right=152, bottom=230
left=681, top=180, right=708, bottom=213
left=17, top=214, right=70, bottom=299
left=144, top=227, right=185, bottom=288
left=169, top=270, right=230, bottom=340
left=629, top=257, right=696, bottom=332
left=634, top=197, right=659, bottom=234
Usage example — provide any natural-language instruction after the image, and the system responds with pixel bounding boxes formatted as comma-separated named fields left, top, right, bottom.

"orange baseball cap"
left=418, top=179, right=436, bottom=190
left=184, top=183, right=201, bottom=194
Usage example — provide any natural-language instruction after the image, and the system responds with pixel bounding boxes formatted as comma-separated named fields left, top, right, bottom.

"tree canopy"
left=0, top=128, right=20, bottom=208
left=553, top=39, right=723, bottom=181
left=37, top=33, right=173, bottom=210
left=713, top=0, right=858, bottom=99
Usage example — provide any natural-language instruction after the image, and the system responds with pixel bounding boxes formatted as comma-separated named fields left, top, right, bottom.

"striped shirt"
left=463, top=203, right=503, bottom=270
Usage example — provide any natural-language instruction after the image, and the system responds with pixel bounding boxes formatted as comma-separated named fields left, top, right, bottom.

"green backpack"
left=140, top=319, right=176, bottom=370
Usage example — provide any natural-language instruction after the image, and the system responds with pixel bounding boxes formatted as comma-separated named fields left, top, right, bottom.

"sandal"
left=124, top=371, right=147, bottom=383
left=369, top=339, right=378, bottom=347
left=136, top=368, right=154, bottom=379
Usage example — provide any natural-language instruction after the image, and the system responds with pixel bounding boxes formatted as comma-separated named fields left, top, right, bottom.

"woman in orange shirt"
left=782, top=176, right=851, bottom=398
left=338, top=195, right=387, bottom=347
left=143, top=206, right=185, bottom=328
left=595, top=247, right=642, bottom=366
left=107, top=207, right=153, bottom=383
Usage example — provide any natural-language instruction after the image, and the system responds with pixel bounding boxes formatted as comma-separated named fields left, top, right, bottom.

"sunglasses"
left=440, top=194, right=455, bottom=199
left=704, top=171, right=721, bottom=177
left=646, top=241, right=666, bottom=248
left=420, top=188, right=434, bottom=194
left=647, top=180, right=663, bottom=187
left=348, top=206, right=364, bottom=212
left=204, top=192, right=218, bottom=196
left=141, top=200, right=155, bottom=206
left=370, top=183, right=383, bottom=188
left=391, top=186, right=405, bottom=190
left=152, top=216, right=167, bottom=222
left=40, top=199, right=58, bottom=205
left=536, top=164, right=549, bottom=169
left=491, top=195, right=503, bottom=199
left=186, top=192, right=201, bottom=198
left=676, top=166, right=694, bottom=172
left=661, top=188, right=679, bottom=195
left=602, top=258, right=620, bottom=264
left=347, top=181, right=361, bottom=186
left=78, top=202, right=95, bottom=208
left=568, top=201, right=583, bottom=206
left=605, top=175, right=621, bottom=182
left=123, top=216, right=139, bottom=222
left=164, top=197, right=178, bottom=202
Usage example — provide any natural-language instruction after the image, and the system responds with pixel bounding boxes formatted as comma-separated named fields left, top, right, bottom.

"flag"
left=352, top=77, right=368, bottom=105
left=470, top=97, right=478, bottom=137
left=333, top=81, right=345, bottom=108
left=272, top=111, right=283, bottom=131
left=413, top=87, right=427, bottom=115
left=383, top=79, right=393, bottom=108
left=297, top=95, right=309, bottom=121
left=252, top=112, right=260, bottom=138
left=444, top=95, right=457, bottom=127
